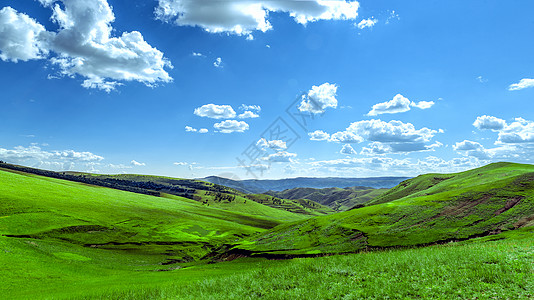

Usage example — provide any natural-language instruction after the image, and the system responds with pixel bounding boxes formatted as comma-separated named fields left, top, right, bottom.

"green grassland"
left=1, top=162, right=534, bottom=299
left=235, top=162, right=534, bottom=255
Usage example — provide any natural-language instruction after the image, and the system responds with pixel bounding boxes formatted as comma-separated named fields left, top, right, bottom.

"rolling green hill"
left=264, top=186, right=388, bottom=211
left=233, top=162, right=534, bottom=256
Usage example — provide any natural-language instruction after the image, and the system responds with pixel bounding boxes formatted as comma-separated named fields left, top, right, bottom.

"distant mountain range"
left=265, top=186, right=389, bottom=211
left=201, top=176, right=410, bottom=194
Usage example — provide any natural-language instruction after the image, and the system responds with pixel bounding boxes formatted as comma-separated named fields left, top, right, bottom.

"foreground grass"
left=75, top=234, right=533, bottom=300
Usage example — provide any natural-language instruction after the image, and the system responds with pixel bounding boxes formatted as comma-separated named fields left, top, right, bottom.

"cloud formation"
left=367, top=94, right=434, bottom=116
left=261, top=151, right=297, bottom=163
left=155, top=0, right=359, bottom=36
left=0, top=144, right=103, bottom=171
left=509, top=78, right=534, bottom=91
left=473, top=115, right=534, bottom=144
left=357, top=17, right=377, bottom=29
left=0, top=7, right=50, bottom=62
left=238, top=111, right=260, bottom=119
left=194, top=104, right=236, bottom=119
left=308, top=130, right=330, bottom=141
left=214, top=120, right=249, bottom=133
left=340, top=144, right=356, bottom=155
left=299, top=82, right=338, bottom=114
left=257, top=138, right=287, bottom=151
left=130, top=160, right=146, bottom=166
left=0, top=1, right=172, bottom=91
left=185, top=125, right=208, bottom=133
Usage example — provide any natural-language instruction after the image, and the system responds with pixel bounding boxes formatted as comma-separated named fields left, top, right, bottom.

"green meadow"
left=1, top=162, right=533, bottom=299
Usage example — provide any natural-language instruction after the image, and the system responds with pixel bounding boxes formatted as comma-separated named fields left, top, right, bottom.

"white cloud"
left=214, top=120, right=249, bottom=133
left=130, top=160, right=146, bottom=166
left=497, top=118, right=534, bottom=144
left=298, top=82, right=338, bottom=114
left=411, top=100, right=435, bottom=109
left=340, top=144, right=356, bottom=155
left=261, top=151, right=297, bottom=163
left=155, top=0, right=359, bottom=36
left=173, top=162, right=188, bottom=166
left=186, top=125, right=208, bottom=133
left=308, top=130, right=330, bottom=141
left=329, top=131, right=364, bottom=143
left=192, top=52, right=204, bottom=57
left=453, top=140, right=485, bottom=151
left=357, top=17, right=377, bottom=29
left=360, top=141, right=442, bottom=155
left=0, top=7, right=50, bottom=62
left=239, top=104, right=261, bottom=112
left=473, top=115, right=506, bottom=131
left=0, top=1, right=172, bottom=92
left=367, top=94, right=434, bottom=116
left=194, top=104, right=236, bottom=119
left=347, top=119, right=437, bottom=143
left=238, top=111, right=260, bottom=119
left=257, top=138, right=287, bottom=151
left=213, top=57, right=222, bottom=68
left=0, top=145, right=103, bottom=171
left=509, top=78, right=534, bottom=91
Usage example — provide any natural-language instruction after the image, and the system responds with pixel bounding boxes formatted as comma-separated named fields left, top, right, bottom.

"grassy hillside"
left=0, top=167, right=310, bottom=262
left=1, top=162, right=534, bottom=299
left=234, top=162, right=534, bottom=256
left=265, top=186, right=388, bottom=211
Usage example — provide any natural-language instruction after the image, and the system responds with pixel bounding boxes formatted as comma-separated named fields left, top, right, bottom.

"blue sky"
left=1, top=0, right=533, bottom=180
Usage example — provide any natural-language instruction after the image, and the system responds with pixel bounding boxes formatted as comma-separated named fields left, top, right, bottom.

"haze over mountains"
left=201, top=176, right=409, bottom=194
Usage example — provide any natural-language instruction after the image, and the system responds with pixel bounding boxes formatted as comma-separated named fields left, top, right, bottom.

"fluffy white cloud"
left=194, top=104, right=236, bottom=119
left=198, top=128, right=208, bottom=134
left=130, top=160, right=145, bottom=166
left=257, top=138, right=287, bottom=151
left=0, top=1, right=172, bottom=91
left=347, top=119, right=437, bottom=143
left=173, top=162, right=188, bottom=166
left=360, top=141, right=442, bottom=155
left=357, top=17, right=377, bottom=29
left=155, top=0, right=359, bottom=36
left=329, top=131, right=364, bottom=143
left=192, top=52, right=204, bottom=57
left=239, top=104, right=261, bottom=112
left=238, top=111, right=260, bottom=119
left=0, top=145, right=103, bottom=170
left=308, top=130, right=330, bottom=141
left=453, top=140, right=484, bottom=151
left=473, top=115, right=506, bottom=131
left=214, top=120, right=249, bottom=133
left=261, top=151, right=297, bottom=163
left=213, top=57, right=222, bottom=68
left=473, top=115, right=534, bottom=144
left=340, top=144, right=356, bottom=155
left=299, top=82, right=338, bottom=114
left=367, top=94, right=434, bottom=116
left=509, top=78, right=534, bottom=91
left=0, top=7, right=50, bottom=62
left=498, top=118, right=534, bottom=144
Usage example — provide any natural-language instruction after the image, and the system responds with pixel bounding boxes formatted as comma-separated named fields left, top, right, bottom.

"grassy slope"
left=265, top=186, right=388, bottom=211
left=235, top=162, right=534, bottom=255
left=0, top=168, right=310, bottom=262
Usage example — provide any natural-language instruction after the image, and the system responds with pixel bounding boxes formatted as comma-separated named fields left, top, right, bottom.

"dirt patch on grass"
left=495, top=197, right=523, bottom=215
